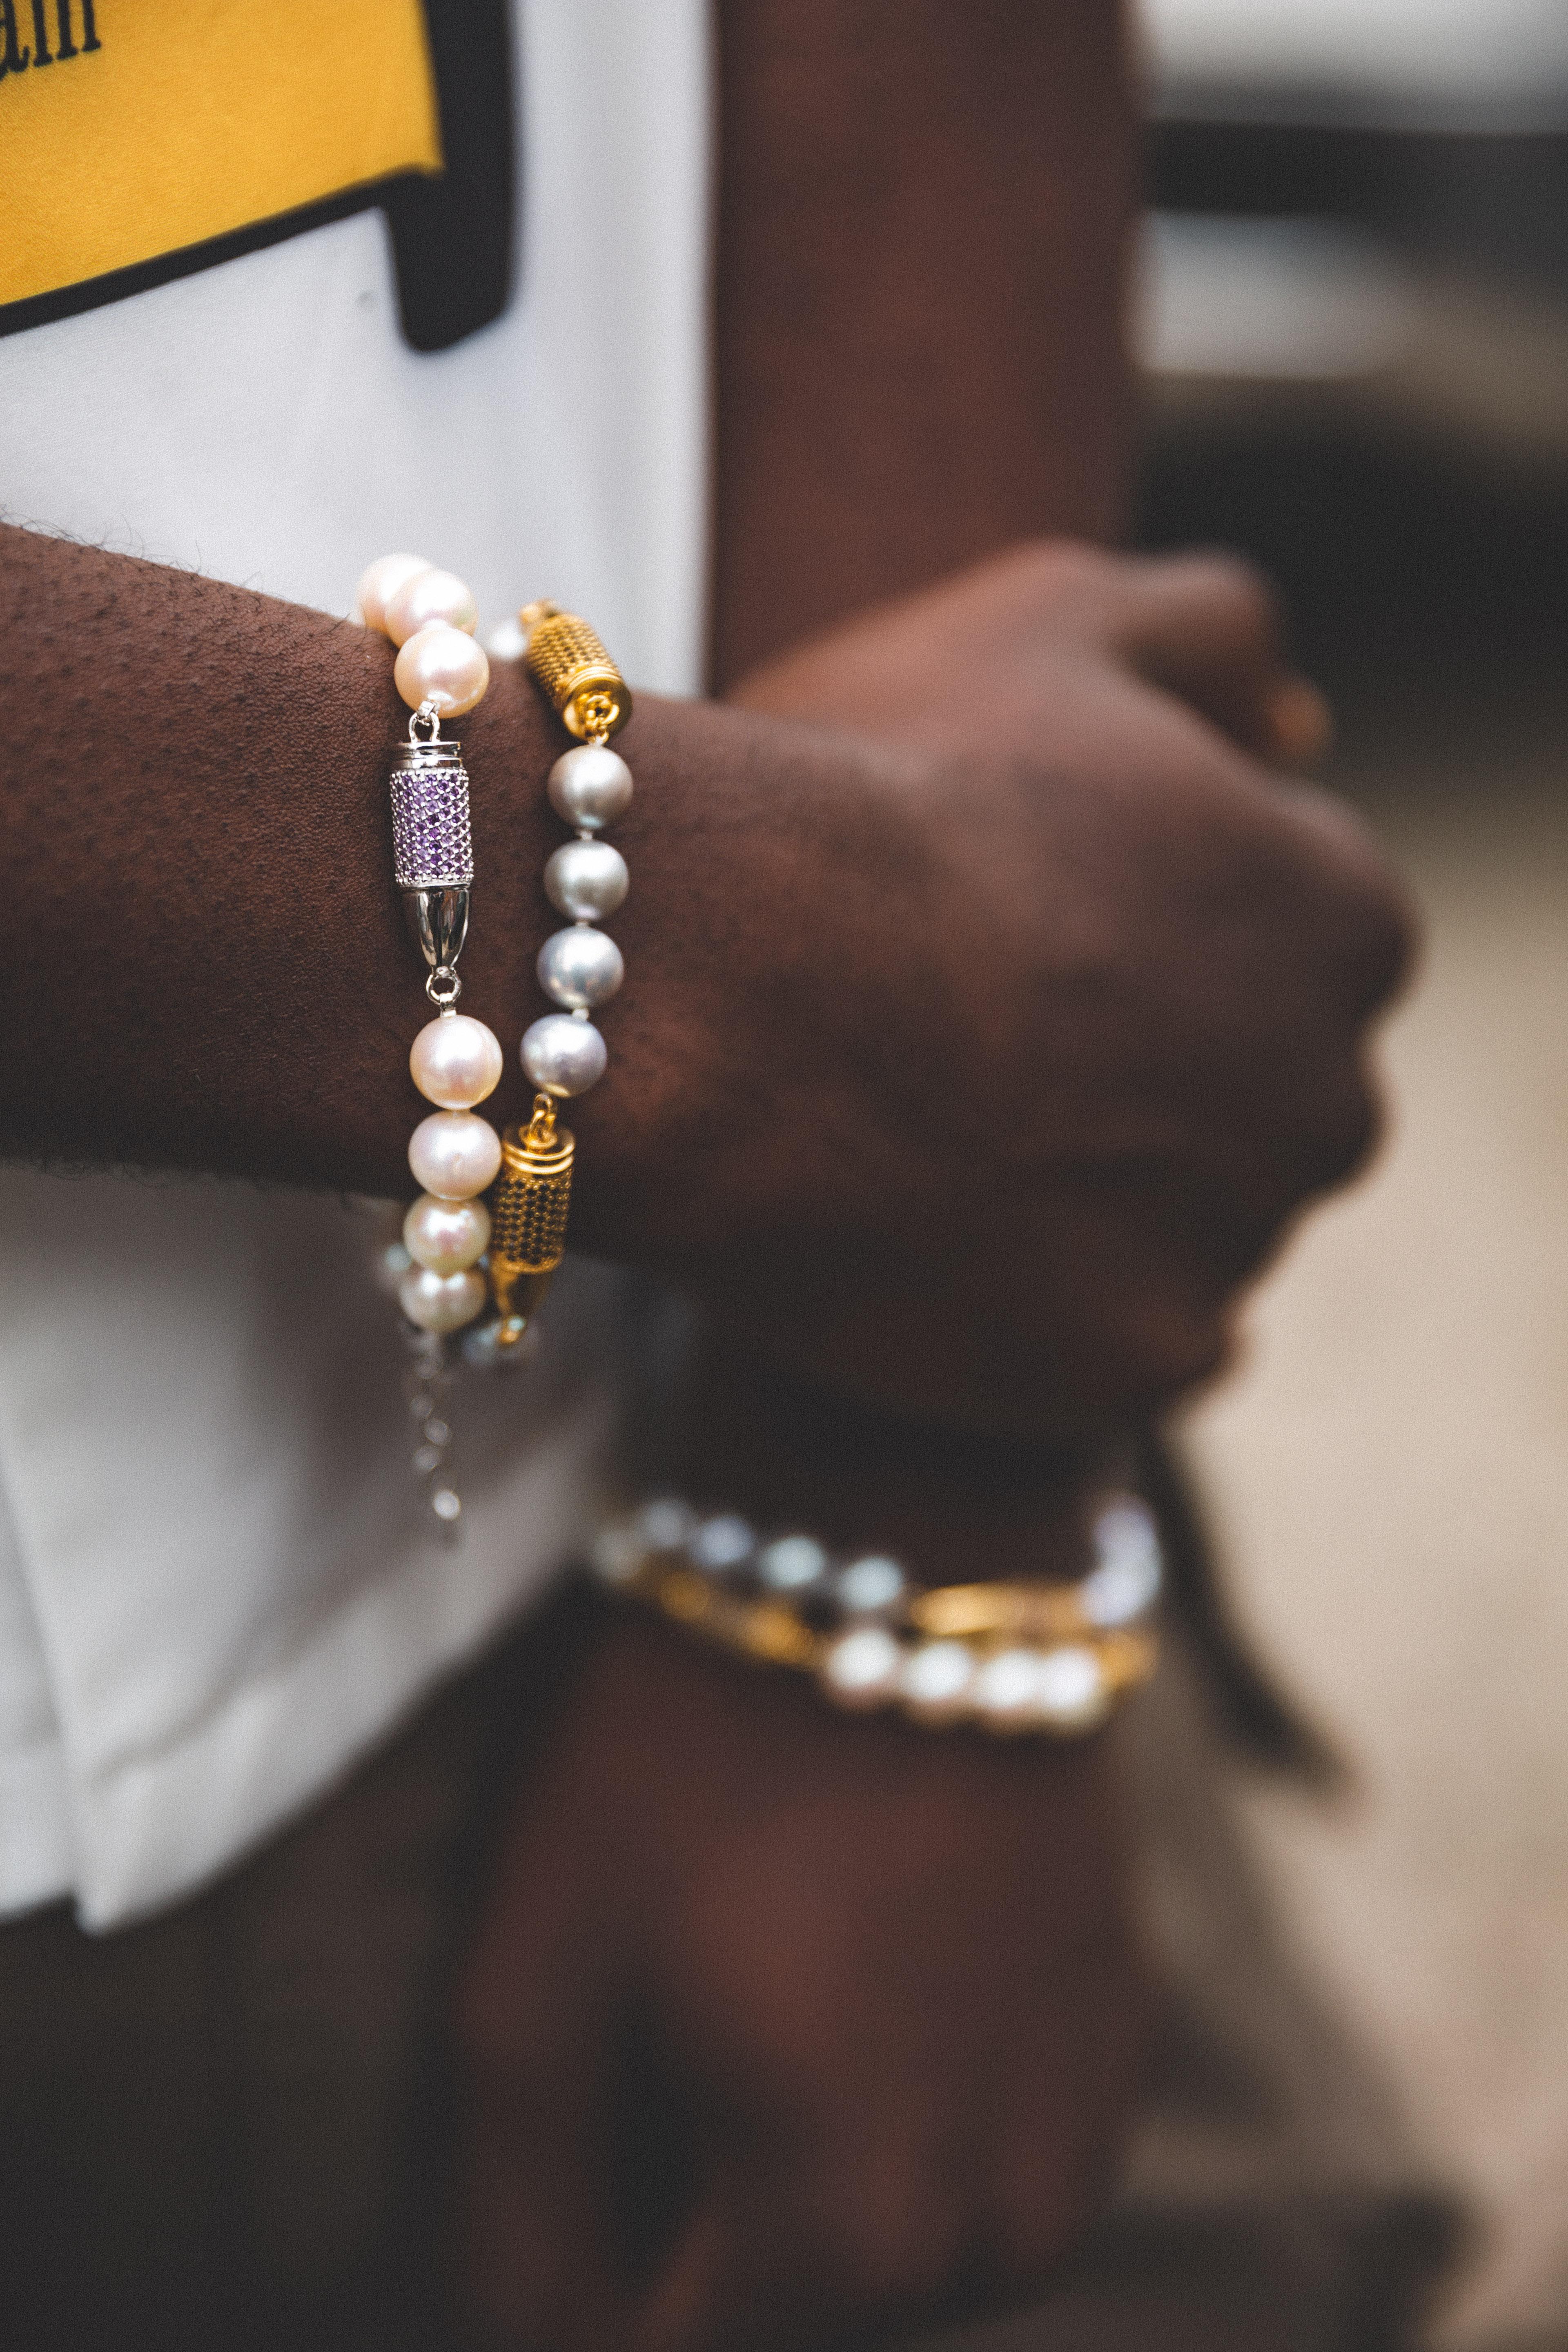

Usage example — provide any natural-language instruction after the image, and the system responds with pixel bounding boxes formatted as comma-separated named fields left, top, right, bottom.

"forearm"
left=666, top=1326, right=1112, bottom=1590
left=3, top=524, right=523, bottom=1189
left=711, top=0, right=1140, bottom=680
left=0, top=525, right=887, bottom=1250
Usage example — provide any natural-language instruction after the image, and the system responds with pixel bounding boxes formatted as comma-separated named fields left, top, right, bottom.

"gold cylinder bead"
left=486, top=1101, right=575, bottom=1326
left=521, top=604, right=631, bottom=739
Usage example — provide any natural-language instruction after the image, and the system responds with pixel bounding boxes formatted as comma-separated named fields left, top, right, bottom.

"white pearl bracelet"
left=592, top=1493, right=1163, bottom=1737
left=354, top=552, right=508, bottom=1527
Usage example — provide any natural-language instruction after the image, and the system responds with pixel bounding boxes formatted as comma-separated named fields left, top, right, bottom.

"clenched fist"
left=577, top=539, right=1413, bottom=1433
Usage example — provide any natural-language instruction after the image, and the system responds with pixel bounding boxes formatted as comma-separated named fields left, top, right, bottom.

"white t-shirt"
left=0, top=0, right=712, bottom=1929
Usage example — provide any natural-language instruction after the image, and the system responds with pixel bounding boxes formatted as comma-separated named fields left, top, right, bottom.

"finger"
left=1092, top=550, right=1289, bottom=757
left=1272, top=780, right=1420, bottom=1018
left=1265, top=672, right=1334, bottom=770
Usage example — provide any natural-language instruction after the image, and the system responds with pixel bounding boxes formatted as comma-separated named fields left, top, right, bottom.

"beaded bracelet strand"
left=592, top=1492, right=1163, bottom=1736
left=355, top=552, right=505, bottom=1527
left=477, top=602, right=634, bottom=1353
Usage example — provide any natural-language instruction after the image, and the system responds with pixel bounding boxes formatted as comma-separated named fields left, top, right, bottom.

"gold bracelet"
left=592, top=1495, right=1162, bottom=1736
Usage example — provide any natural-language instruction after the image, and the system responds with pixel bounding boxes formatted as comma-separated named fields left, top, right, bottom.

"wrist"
left=664, top=1334, right=1124, bottom=1590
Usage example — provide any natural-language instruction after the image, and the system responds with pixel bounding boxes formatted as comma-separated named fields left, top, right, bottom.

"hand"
left=3, top=529, right=1408, bottom=1446
left=583, top=539, right=1412, bottom=1434
left=455, top=1598, right=1149, bottom=2352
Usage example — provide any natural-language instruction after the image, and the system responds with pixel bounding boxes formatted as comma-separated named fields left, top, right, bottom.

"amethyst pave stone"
left=390, top=744, right=474, bottom=890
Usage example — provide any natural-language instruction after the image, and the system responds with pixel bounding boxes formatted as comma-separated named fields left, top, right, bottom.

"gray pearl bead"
left=548, top=744, right=633, bottom=832
left=520, top=1012, right=608, bottom=1096
left=544, top=838, right=629, bottom=921
left=758, top=1535, right=829, bottom=1591
left=691, top=1514, right=755, bottom=1571
left=537, top=925, right=624, bottom=1010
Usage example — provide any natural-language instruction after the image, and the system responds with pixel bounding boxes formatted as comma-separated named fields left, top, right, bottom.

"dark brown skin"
left=457, top=1609, right=1145, bottom=2352
left=0, top=539, right=1395, bottom=1439
left=709, top=0, right=1137, bottom=676
left=0, top=4, right=1414, bottom=2345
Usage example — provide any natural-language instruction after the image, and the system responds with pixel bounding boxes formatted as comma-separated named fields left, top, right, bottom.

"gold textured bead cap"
left=486, top=1098, right=575, bottom=1331
left=521, top=602, right=631, bottom=739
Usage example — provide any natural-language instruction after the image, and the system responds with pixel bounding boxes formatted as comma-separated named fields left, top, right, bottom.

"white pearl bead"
left=408, top=1110, right=501, bottom=1200
left=1033, top=1646, right=1111, bottom=1731
left=691, top=1514, right=755, bottom=1571
left=537, top=927, right=624, bottom=1011
left=548, top=744, right=633, bottom=832
left=637, top=1498, right=697, bottom=1551
left=409, top=1013, right=503, bottom=1108
left=520, top=1013, right=607, bottom=1097
left=544, top=839, right=629, bottom=922
left=757, top=1535, right=828, bottom=1592
left=384, top=566, right=479, bottom=646
left=484, top=613, right=528, bottom=664
left=355, top=552, right=432, bottom=633
left=371, top=1240, right=413, bottom=1297
left=900, top=1641, right=977, bottom=1725
left=394, top=623, right=490, bottom=718
left=591, top=1519, right=648, bottom=1586
left=1081, top=1499, right=1162, bottom=1627
left=403, top=1192, right=491, bottom=1274
left=820, top=1626, right=902, bottom=1709
left=1080, top=1554, right=1160, bottom=1630
left=398, top=1264, right=487, bottom=1333
left=834, top=1556, right=906, bottom=1614
left=971, top=1648, right=1046, bottom=1730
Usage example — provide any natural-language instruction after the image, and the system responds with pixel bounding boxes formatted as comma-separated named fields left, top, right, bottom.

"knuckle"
left=1274, top=787, right=1421, bottom=1012
left=1299, top=1070, right=1384, bottom=1192
left=1187, top=545, right=1281, bottom=623
left=1008, top=536, right=1115, bottom=607
left=1354, top=871, right=1420, bottom=1010
left=1148, top=546, right=1284, bottom=650
left=1330, top=863, right=1419, bottom=1016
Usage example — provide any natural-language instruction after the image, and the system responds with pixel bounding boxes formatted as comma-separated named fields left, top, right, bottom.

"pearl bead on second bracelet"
left=548, top=744, right=633, bottom=831
left=410, top=1013, right=503, bottom=1107
left=408, top=1109, right=501, bottom=1200
left=537, top=926, right=624, bottom=1010
left=384, top=567, right=479, bottom=646
left=403, top=1192, right=490, bottom=1274
left=394, top=623, right=490, bottom=717
left=544, top=839, right=629, bottom=921
left=520, top=1013, right=608, bottom=1096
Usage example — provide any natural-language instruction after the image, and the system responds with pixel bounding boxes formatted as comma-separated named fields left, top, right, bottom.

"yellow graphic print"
left=0, top=0, right=443, bottom=310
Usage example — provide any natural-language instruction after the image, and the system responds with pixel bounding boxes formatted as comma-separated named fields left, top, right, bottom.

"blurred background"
left=1129, top=2, right=1568, bottom=2343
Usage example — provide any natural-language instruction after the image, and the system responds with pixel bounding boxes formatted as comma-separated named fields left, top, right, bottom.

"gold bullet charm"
left=521, top=602, right=631, bottom=740
left=485, top=1095, right=575, bottom=1346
